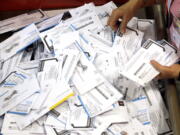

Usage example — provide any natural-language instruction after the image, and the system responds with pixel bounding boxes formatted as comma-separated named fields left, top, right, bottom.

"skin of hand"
left=151, top=60, right=180, bottom=80
left=107, top=0, right=144, bottom=33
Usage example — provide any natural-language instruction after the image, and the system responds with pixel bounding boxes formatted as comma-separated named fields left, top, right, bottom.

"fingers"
left=120, top=16, right=128, bottom=33
left=150, top=60, right=166, bottom=72
left=107, top=9, right=123, bottom=30
left=108, top=8, right=131, bottom=33
left=150, top=60, right=170, bottom=80
left=150, top=60, right=165, bottom=80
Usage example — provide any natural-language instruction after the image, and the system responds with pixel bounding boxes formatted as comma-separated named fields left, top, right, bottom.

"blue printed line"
left=112, top=31, right=116, bottom=43
left=132, top=96, right=146, bottom=102
left=79, top=34, right=89, bottom=44
left=77, top=96, right=90, bottom=118
left=0, top=91, right=8, bottom=97
left=8, top=111, right=28, bottom=115
left=15, top=72, right=27, bottom=79
left=4, top=83, right=16, bottom=86
left=70, top=24, right=77, bottom=31
left=143, top=121, right=151, bottom=125
left=75, top=40, right=91, bottom=60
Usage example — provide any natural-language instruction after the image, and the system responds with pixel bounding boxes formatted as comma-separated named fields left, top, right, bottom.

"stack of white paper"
left=0, top=1, right=177, bottom=135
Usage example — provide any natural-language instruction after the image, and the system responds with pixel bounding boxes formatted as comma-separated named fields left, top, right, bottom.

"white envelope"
left=0, top=69, right=40, bottom=116
left=0, top=24, right=40, bottom=62
left=1, top=113, right=45, bottom=135
left=0, top=9, right=47, bottom=34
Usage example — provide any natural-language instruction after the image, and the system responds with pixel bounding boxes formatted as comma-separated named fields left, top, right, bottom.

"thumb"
left=150, top=60, right=165, bottom=72
left=108, top=9, right=123, bottom=30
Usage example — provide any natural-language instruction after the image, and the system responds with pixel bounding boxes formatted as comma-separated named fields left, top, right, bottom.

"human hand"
left=150, top=60, right=180, bottom=80
left=107, top=0, right=143, bottom=33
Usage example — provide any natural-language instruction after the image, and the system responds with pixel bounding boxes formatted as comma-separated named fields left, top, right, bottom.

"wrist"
left=173, top=68, right=180, bottom=79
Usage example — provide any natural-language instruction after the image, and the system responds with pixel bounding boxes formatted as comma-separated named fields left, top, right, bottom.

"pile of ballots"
left=0, top=1, right=179, bottom=135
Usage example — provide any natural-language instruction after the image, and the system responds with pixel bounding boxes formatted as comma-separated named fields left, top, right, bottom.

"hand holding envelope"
left=151, top=61, right=180, bottom=79
left=121, top=39, right=179, bottom=86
